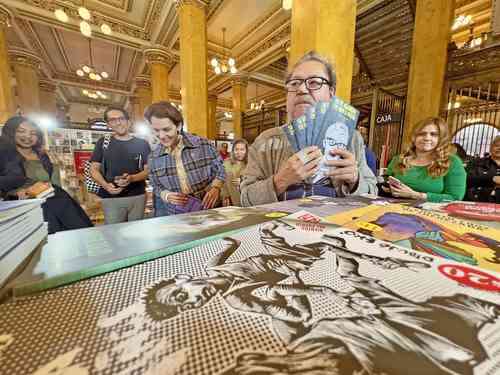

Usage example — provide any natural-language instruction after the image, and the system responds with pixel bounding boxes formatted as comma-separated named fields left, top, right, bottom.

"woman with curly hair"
left=0, top=116, right=92, bottom=233
left=383, top=117, right=466, bottom=202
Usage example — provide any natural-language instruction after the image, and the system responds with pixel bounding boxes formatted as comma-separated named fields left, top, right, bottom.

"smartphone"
left=388, top=176, right=402, bottom=188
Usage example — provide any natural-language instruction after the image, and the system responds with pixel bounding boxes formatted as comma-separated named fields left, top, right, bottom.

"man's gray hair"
left=287, top=50, right=337, bottom=91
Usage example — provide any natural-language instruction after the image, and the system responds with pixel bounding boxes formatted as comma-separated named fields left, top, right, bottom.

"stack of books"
left=0, top=200, right=48, bottom=289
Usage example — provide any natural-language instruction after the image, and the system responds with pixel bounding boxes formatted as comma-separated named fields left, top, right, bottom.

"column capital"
left=0, top=5, right=12, bottom=27
left=9, top=49, right=42, bottom=70
left=208, top=90, right=218, bottom=101
left=39, top=79, right=57, bottom=93
left=175, top=0, right=210, bottom=10
left=135, top=75, right=152, bottom=90
left=144, top=47, right=177, bottom=69
left=231, top=73, right=249, bottom=87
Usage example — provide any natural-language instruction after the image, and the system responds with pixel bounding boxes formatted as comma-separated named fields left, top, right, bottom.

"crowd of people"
left=0, top=50, right=498, bottom=234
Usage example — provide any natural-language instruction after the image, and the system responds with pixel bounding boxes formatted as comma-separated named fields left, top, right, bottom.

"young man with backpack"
left=90, top=106, right=151, bottom=224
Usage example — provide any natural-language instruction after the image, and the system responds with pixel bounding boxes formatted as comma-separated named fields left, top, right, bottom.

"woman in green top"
left=222, top=139, right=248, bottom=206
left=384, top=117, right=466, bottom=202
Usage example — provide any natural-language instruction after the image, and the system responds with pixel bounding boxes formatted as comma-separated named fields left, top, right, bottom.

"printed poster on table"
left=1, top=215, right=499, bottom=375
left=325, top=203, right=500, bottom=272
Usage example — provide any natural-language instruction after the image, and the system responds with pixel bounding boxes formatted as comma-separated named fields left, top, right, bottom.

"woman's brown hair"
left=144, top=101, right=183, bottom=128
left=229, top=139, right=249, bottom=165
left=396, top=117, right=451, bottom=177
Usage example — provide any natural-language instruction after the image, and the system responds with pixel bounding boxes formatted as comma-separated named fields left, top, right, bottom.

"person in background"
left=452, top=142, right=468, bottom=163
left=0, top=116, right=92, bottom=233
left=384, top=117, right=466, bottom=202
left=222, top=138, right=248, bottom=206
left=90, top=106, right=151, bottom=225
left=466, top=135, right=500, bottom=203
left=240, top=51, right=377, bottom=206
left=360, top=131, right=377, bottom=175
left=145, top=101, right=225, bottom=217
left=219, top=142, right=230, bottom=161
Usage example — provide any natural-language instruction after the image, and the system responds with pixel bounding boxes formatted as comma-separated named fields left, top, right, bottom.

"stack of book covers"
left=0, top=200, right=48, bottom=289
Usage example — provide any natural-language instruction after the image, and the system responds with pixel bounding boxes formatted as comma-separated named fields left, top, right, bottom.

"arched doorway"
left=452, top=123, right=499, bottom=158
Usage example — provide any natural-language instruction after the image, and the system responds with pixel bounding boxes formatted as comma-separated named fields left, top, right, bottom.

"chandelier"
left=210, top=28, right=237, bottom=75
left=88, top=104, right=105, bottom=114
left=76, top=38, right=109, bottom=81
left=82, top=89, right=108, bottom=100
left=282, top=0, right=293, bottom=10
left=54, top=1, right=112, bottom=38
left=452, top=15, right=472, bottom=31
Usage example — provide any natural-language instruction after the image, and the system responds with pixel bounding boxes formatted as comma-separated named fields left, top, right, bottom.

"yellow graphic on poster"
left=326, top=204, right=500, bottom=272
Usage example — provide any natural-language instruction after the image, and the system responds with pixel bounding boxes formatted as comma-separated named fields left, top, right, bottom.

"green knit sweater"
left=386, top=154, right=466, bottom=202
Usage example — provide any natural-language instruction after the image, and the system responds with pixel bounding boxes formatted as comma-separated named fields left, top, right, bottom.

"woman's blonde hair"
left=397, top=117, right=451, bottom=177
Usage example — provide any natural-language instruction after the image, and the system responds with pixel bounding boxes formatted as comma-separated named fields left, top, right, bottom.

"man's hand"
left=104, top=182, right=123, bottom=195
left=273, top=146, right=322, bottom=195
left=493, top=176, right=500, bottom=186
left=115, top=173, right=132, bottom=187
left=202, top=187, right=220, bottom=209
left=323, top=148, right=359, bottom=188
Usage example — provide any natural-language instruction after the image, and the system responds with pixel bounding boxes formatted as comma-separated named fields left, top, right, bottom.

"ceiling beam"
left=51, top=28, right=71, bottom=72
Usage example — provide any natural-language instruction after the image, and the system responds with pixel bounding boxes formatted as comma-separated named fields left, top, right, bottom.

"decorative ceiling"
left=1, top=0, right=495, bottom=114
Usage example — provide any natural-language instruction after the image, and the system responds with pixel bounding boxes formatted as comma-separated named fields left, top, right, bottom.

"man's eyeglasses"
left=285, top=77, right=330, bottom=92
left=108, top=116, right=128, bottom=125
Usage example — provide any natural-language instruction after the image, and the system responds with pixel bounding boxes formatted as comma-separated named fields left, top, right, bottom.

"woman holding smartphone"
left=383, top=117, right=466, bottom=202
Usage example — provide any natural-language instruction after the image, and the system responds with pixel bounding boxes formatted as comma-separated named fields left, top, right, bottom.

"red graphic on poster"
left=442, top=202, right=500, bottom=222
left=297, top=213, right=321, bottom=223
left=438, top=264, right=500, bottom=292
left=73, top=150, right=93, bottom=175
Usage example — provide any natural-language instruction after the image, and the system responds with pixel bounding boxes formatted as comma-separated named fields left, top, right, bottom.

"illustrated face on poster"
left=323, top=122, right=349, bottom=160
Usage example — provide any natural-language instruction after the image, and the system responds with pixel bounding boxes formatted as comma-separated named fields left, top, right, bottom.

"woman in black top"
left=0, top=116, right=92, bottom=233
left=466, top=135, right=500, bottom=203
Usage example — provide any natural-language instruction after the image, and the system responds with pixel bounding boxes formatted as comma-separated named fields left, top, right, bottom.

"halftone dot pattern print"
left=1, top=222, right=499, bottom=374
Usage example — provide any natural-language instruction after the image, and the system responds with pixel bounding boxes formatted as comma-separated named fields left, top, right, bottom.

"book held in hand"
left=282, top=96, right=360, bottom=182
left=25, top=182, right=55, bottom=199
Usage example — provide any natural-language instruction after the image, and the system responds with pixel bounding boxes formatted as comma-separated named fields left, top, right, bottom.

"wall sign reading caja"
left=376, top=112, right=401, bottom=125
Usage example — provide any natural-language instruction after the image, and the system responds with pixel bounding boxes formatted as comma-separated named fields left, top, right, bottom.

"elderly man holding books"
left=241, top=51, right=377, bottom=205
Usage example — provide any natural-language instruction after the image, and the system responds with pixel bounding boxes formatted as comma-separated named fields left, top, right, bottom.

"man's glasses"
left=285, top=77, right=330, bottom=92
left=108, top=116, right=128, bottom=125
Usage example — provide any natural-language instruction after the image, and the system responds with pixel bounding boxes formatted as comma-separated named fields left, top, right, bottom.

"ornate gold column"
left=177, top=0, right=209, bottom=137
left=290, top=0, right=356, bottom=102
left=10, top=50, right=41, bottom=115
left=403, top=0, right=454, bottom=147
left=207, top=91, right=218, bottom=140
left=39, top=79, right=57, bottom=115
left=144, top=47, right=175, bottom=102
left=0, top=5, right=14, bottom=123
left=231, top=74, right=248, bottom=140
left=133, top=75, right=152, bottom=123
left=38, top=80, right=57, bottom=149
